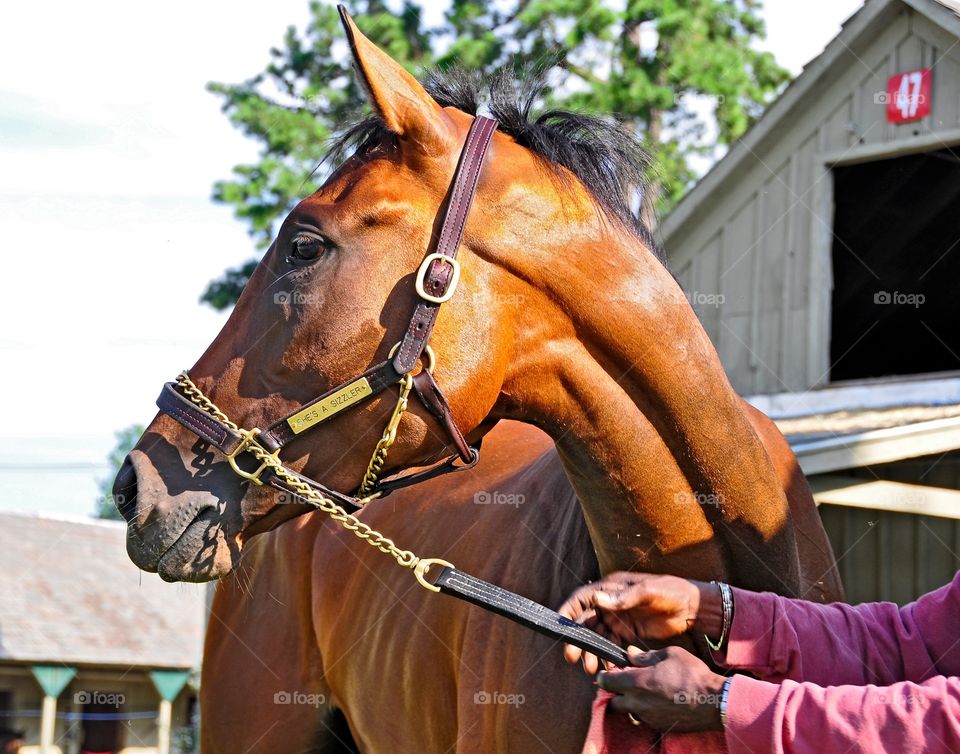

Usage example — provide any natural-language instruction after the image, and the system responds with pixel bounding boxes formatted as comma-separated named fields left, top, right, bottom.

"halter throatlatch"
left=153, top=115, right=631, bottom=666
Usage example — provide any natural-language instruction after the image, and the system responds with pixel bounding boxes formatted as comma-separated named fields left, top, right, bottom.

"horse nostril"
left=112, top=457, right=139, bottom=522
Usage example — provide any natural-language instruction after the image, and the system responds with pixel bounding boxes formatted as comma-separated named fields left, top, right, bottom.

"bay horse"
left=201, top=419, right=839, bottom=753
left=114, top=7, right=842, bottom=751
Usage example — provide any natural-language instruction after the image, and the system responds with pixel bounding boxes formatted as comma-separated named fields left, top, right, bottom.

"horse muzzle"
left=113, top=450, right=239, bottom=581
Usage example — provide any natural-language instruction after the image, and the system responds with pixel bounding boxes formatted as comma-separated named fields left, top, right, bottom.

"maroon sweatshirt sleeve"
left=716, top=570, right=960, bottom=753
left=724, top=674, right=960, bottom=754
left=719, top=569, right=960, bottom=686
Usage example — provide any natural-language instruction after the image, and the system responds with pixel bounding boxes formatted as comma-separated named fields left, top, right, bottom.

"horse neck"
left=496, top=223, right=801, bottom=593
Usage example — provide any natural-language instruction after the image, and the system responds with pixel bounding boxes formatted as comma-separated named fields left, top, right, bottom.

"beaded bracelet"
left=703, top=581, right=733, bottom=652
left=719, top=676, right=733, bottom=727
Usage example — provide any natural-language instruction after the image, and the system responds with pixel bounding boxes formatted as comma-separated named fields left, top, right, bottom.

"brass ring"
left=414, top=557, right=455, bottom=592
left=388, top=342, right=436, bottom=374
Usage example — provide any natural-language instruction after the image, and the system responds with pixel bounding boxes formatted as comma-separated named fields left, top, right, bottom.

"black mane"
left=327, top=66, right=660, bottom=255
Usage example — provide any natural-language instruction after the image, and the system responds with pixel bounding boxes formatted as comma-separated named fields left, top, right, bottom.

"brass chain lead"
left=174, top=372, right=423, bottom=572
left=357, top=373, right=413, bottom=496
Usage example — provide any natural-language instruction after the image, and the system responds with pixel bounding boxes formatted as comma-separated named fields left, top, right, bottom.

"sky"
left=0, top=0, right=865, bottom=517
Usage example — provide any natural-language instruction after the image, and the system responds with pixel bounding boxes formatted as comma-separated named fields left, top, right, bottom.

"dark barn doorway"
left=830, top=146, right=960, bottom=382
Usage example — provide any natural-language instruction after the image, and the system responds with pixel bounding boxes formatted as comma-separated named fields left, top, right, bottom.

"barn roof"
left=661, top=0, right=960, bottom=244
left=0, top=512, right=205, bottom=669
left=746, top=375, right=960, bottom=519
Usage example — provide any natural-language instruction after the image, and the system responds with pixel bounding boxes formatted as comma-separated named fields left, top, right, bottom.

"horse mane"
left=326, top=66, right=661, bottom=257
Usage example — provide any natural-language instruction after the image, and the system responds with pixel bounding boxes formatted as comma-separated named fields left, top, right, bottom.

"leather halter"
left=156, top=115, right=497, bottom=512
left=148, top=113, right=636, bottom=667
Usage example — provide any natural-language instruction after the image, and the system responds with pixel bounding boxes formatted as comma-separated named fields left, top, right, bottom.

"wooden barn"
left=0, top=513, right=205, bottom=754
left=661, top=0, right=960, bottom=604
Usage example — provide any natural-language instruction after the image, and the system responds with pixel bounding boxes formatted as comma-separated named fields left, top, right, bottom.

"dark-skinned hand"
left=597, top=645, right=727, bottom=733
left=558, top=571, right=724, bottom=674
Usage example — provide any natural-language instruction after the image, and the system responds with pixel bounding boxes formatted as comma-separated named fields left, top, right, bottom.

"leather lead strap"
left=431, top=566, right=630, bottom=667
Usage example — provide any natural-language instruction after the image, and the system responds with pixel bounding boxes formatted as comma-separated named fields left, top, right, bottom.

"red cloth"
left=582, top=689, right=727, bottom=754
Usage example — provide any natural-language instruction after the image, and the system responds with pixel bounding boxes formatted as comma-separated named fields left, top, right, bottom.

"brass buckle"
left=414, top=557, right=455, bottom=592
left=225, top=428, right=279, bottom=486
left=415, top=253, right=461, bottom=304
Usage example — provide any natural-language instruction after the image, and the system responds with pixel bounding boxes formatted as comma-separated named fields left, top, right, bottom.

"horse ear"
left=338, top=5, right=455, bottom=155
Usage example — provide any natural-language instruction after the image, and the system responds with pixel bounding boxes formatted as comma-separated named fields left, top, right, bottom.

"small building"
left=0, top=512, right=205, bottom=754
left=661, top=0, right=960, bottom=603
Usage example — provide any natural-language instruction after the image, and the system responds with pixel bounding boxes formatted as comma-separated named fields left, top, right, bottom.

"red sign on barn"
left=885, top=69, right=932, bottom=123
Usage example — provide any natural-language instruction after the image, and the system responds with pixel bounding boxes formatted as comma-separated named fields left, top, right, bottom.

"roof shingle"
left=0, top=512, right=205, bottom=669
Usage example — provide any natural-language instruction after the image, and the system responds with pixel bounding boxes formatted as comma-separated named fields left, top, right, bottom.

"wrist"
left=699, top=672, right=729, bottom=731
left=691, top=581, right=725, bottom=639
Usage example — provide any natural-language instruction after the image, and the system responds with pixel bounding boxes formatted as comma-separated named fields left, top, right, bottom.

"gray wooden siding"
left=818, top=451, right=960, bottom=605
left=820, top=504, right=960, bottom=605
left=665, top=3, right=960, bottom=395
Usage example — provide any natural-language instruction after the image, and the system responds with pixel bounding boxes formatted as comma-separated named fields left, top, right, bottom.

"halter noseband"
left=155, top=115, right=497, bottom=512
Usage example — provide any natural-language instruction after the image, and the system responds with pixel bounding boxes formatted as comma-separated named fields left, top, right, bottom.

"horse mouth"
left=126, top=507, right=227, bottom=583
left=156, top=508, right=229, bottom=582
left=128, top=496, right=311, bottom=583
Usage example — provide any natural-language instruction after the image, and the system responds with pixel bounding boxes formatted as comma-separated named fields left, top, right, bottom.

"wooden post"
left=30, top=665, right=77, bottom=754
left=148, top=669, right=191, bottom=754
left=156, top=698, right=172, bottom=754
left=39, top=694, right=57, bottom=754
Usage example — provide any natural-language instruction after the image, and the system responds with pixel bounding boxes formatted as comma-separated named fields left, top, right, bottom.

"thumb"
left=596, top=584, right=649, bottom=611
left=627, top=645, right=663, bottom=668
left=595, top=590, right=628, bottom=609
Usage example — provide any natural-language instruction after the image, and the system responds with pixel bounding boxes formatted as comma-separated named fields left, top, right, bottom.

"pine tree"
left=203, top=0, right=788, bottom=309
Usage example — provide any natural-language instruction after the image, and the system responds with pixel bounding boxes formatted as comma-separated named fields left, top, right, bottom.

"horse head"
left=113, top=7, right=657, bottom=581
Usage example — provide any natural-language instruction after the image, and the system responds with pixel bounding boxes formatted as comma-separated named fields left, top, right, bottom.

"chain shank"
left=357, top=373, right=413, bottom=496
left=174, top=373, right=422, bottom=571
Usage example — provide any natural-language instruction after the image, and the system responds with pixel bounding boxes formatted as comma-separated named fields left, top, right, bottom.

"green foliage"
left=204, top=0, right=789, bottom=309
left=96, top=424, right=144, bottom=520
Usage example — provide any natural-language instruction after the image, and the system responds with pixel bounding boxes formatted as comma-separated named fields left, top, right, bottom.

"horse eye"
left=287, top=233, right=328, bottom=264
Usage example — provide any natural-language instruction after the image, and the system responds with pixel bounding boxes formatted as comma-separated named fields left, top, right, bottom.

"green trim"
left=30, top=665, right=76, bottom=698
left=148, top=670, right=191, bottom=702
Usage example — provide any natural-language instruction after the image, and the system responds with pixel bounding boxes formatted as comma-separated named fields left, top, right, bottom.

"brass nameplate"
left=286, top=377, right=373, bottom=434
